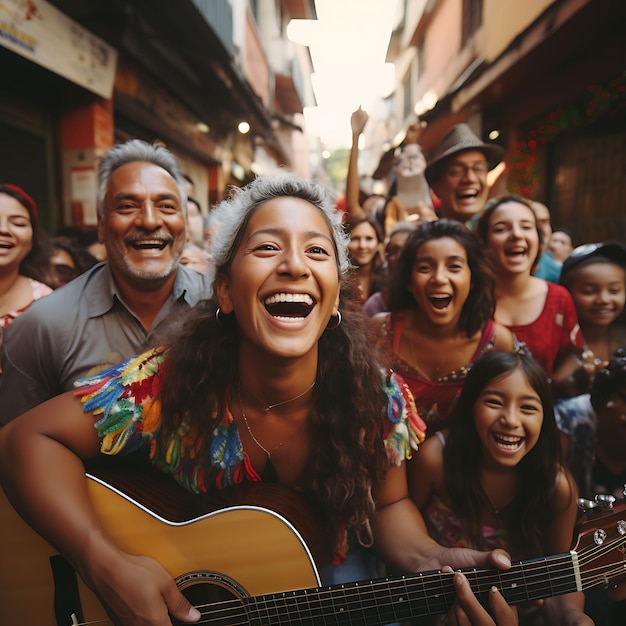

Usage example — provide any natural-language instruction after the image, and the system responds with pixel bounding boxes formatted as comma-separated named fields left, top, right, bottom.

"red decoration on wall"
left=506, top=71, right=626, bottom=198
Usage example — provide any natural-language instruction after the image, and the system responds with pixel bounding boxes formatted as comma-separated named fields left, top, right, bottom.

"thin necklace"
left=406, top=328, right=456, bottom=380
left=237, top=386, right=311, bottom=460
left=241, top=380, right=316, bottom=414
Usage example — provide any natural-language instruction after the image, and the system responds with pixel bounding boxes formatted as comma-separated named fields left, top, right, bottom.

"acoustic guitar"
left=1, top=466, right=625, bottom=626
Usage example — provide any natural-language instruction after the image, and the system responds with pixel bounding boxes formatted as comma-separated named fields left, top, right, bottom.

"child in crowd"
left=408, top=350, right=590, bottom=625
left=560, top=242, right=626, bottom=370
left=555, top=242, right=626, bottom=493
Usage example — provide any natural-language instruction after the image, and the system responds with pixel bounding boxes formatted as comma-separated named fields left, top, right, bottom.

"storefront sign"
left=0, top=0, right=117, bottom=99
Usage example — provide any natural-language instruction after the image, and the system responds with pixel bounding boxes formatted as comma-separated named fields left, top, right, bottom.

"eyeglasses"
left=444, top=162, right=489, bottom=179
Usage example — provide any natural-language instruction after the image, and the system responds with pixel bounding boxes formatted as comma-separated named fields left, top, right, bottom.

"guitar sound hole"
left=172, top=570, right=249, bottom=626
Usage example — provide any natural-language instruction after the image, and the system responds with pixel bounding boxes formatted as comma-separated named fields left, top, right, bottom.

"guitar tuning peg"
left=578, top=494, right=617, bottom=512
left=578, top=497, right=598, bottom=511
left=595, top=494, right=616, bottom=509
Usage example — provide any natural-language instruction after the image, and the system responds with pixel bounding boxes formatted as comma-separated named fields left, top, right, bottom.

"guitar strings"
left=74, top=564, right=626, bottom=626
left=187, top=540, right=626, bottom=625
left=64, top=535, right=626, bottom=626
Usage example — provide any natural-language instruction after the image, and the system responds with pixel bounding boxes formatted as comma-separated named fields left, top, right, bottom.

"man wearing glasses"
left=425, top=123, right=504, bottom=225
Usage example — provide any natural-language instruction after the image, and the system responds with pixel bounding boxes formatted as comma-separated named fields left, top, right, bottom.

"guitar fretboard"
left=201, top=552, right=578, bottom=624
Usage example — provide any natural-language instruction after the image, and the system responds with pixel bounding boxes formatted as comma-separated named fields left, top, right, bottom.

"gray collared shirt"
left=0, top=262, right=210, bottom=425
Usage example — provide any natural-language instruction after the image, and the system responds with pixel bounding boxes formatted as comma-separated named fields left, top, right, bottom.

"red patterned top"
left=504, top=282, right=582, bottom=378
left=383, top=314, right=498, bottom=435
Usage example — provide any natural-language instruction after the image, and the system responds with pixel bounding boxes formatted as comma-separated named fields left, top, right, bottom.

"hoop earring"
left=215, top=307, right=223, bottom=322
left=326, top=311, right=342, bottom=330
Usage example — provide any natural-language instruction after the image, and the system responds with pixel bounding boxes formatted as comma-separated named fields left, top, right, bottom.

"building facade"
left=384, top=0, right=625, bottom=242
left=0, top=0, right=315, bottom=232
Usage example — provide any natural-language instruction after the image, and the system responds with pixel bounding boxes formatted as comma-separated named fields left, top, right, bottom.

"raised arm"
left=345, top=106, right=369, bottom=219
left=0, top=392, right=199, bottom=626
left=403, top=118, right=427, bottom=145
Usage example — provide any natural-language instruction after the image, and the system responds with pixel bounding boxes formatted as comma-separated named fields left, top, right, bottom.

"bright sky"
left=287, top=0, right=401, bottom=149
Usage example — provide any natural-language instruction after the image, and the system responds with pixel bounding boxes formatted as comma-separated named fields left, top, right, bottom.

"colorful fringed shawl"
left=74, top=347, right=426, bottom=495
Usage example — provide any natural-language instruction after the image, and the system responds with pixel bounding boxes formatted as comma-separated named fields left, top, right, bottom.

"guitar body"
left=0, top=468, right=324, bottom=626
left=3, top=463, right=626, bottom=626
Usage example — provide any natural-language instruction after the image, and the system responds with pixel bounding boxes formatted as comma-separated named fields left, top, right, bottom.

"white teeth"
left=497, top=434, right=521, bottom=443
left=264, top=293, right=313, bottom=305
left=135, top=239, right=164, bottom=246
left=493, top=433, right=522, bottom=450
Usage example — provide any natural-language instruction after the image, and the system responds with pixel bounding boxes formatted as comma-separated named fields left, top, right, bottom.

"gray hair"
left=96, top=139, right=187, bottom=218
left=207, top=171, right=349, bottom=296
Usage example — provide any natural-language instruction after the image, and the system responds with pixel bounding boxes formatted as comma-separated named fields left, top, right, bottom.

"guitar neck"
left=239, top=552, right=577, bottom=623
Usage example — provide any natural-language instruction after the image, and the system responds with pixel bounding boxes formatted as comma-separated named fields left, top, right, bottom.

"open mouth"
left=428, top=295, right=452, bottom=310
left=505, top=246, right=527, bottom=259
left=130, top=238, right=169, bottom=251
left=491, top=433, right=523, bottom=451
left=0, top=241, right=14, bottom=249
left=264, top=293, right=315, bottom=320
left=457, top=190, right=478, bottom=202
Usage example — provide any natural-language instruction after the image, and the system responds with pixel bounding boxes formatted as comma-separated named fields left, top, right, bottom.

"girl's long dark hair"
left=388, top=219, right=495, bottom=337
left=157, top=285, right=390, bottom=548
left=444, top=350, right=570, bottom=558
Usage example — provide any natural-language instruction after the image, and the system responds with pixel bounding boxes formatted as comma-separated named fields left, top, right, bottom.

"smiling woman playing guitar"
left=1, top=171, right=524, bottom=626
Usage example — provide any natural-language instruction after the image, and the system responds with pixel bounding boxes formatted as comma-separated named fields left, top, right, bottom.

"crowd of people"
left=0, top=110, right=624, bottom=626
left=341, top=108, right=626, bottom=625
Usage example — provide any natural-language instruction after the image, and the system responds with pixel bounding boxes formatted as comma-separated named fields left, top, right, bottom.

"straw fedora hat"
left=425, top=123, right=504, bottom=185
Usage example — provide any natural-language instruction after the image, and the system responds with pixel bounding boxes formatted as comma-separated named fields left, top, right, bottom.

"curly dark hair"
left=444, top=350, right=571, bottom=559
left=158, top=288, right=389, bottom=547
left=157, top=175, right=390, bottom=549
left=387, top=219, right=495, bottom=337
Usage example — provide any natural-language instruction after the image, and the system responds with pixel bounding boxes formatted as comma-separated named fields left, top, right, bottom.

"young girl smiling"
left=408, top=350, right=591, bottom=625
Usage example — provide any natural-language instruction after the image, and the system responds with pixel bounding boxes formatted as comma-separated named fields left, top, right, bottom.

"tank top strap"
left=473, top=319, right=496, bottom=359
left=388, top=311, right=406, bottom=354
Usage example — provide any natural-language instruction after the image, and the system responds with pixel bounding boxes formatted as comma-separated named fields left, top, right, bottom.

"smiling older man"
left=0, top=139, right=211, bottom=425
left=425, top=123, right=504, bottom=225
